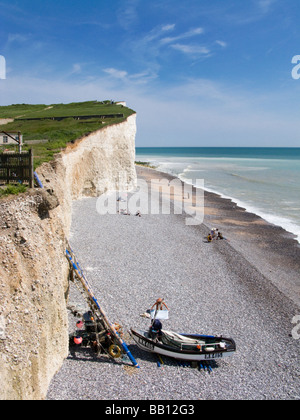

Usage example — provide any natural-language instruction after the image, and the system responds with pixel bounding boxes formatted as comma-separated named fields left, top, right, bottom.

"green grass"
left=16, top=100, right=131, bottom=119
left=0, top=101, right=136, bottom=169
left=135, top=161, right=157, bottom=169
left=0, top=104, right=47, bottom=118
left=0, top=184, right=27, bottom=197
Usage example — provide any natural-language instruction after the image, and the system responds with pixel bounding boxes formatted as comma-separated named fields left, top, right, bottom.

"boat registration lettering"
left=205, top=352, right=223, bottom=360
left=138, top=337, right=155, bottom=351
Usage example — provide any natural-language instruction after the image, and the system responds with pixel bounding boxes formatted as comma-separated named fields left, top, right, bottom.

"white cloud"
left=71, top=63, right=82, bottom=74
left=170, top=44, right=210, bottom=56
left=162, top=24, right=176, bottom=32
left=125, top=25, right=208, bottom=76
left=103, top=68, right=128, bottom=79
left=129, top=70, right=158, bottom=84
left=103, top=67, right=158, bottom=85
left=215, top=40, right=227, bottom=48
left=160, top=27, right=204, bottom=45
left=7, top=33, right=29, bottom=44
left=142, top=23, right=175, bottom=43
left=257, top=0, right=276, bottom=13
left=117, top=0, right=140, bottom=30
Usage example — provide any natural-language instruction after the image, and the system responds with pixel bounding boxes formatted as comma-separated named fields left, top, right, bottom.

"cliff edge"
left=0, top=114, right=137, bottom=400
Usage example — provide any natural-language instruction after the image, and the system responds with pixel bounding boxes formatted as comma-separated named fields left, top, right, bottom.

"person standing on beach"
left=151, top=298, right=169, bottom=311
left=140, top=298, right=170, bottom=319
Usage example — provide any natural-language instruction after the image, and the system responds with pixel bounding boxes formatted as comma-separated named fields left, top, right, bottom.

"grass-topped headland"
left=0, top=100, right=135, bottom=169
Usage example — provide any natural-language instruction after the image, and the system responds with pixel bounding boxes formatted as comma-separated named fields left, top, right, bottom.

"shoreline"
left=178, top=174, right=300, bottom=245
left=135, top=151, right=300, bottom=244
left=136, top=165, right=300, bottom=308
left=149, top=162, right=300, bottom=245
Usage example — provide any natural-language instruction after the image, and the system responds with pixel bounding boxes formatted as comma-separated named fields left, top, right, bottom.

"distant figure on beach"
left=140, top=298, right=170, bottom=319
left=118, top=209, right=130, bottom=215
left=117, top=196, right=126, bottom=202
left=207, top=228, right=228, bottom=242
left=151, top=298, right=169, bottom=311
left=217, top=231, right=229, bottom=241
left=211, top=228, right=219, bottom=239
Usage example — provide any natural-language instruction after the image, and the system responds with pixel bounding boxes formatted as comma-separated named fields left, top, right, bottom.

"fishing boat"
left=130, top=328, right=236, bottom=362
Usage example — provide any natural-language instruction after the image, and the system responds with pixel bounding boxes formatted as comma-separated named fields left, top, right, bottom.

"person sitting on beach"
left=119, top=209, right=130, bottom=215
left=151, top=298, right=169, bottom=312
left=217, top=231, right=224, bottom=240
left=211, top=228, right=219, bottom=239
left=207, top=233, right=213, bottom=242
left=150, top=319, right=163, bottom=342
left=217, top=231, right=229, bottom=241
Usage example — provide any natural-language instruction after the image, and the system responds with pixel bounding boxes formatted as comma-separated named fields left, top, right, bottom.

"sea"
left=136, top=147, right=300, bottom=244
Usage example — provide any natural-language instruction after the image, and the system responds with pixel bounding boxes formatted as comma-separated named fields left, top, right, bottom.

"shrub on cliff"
left=0, top=184, right=27, bottom=197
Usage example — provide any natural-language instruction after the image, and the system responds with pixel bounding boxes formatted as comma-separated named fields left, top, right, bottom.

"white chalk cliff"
left=0, top=114, right=137, bottom=400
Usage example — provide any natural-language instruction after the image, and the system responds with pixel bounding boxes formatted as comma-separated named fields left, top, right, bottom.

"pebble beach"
left=47, top=166, right=300, bottom=400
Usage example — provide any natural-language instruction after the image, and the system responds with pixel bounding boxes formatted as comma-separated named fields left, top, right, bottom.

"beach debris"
left=123, top=365, right=140, bottom=376
left=157, top=354, right=164, bottom=368
left=140, top=312, right=151, bottom=318
left=66, top=244, right=140, bottom=368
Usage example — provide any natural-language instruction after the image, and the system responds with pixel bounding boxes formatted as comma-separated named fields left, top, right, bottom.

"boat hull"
left=130, top=329, right=236, bottom=362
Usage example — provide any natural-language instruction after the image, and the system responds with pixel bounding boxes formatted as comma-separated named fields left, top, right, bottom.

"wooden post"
left=29, top=149, right=34, bottom=188
left=6, top=155, right=9, bottom=185
left=18, top=131, right=22, bottom=154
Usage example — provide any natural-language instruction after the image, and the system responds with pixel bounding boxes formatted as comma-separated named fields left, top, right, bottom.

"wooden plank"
left=29, top=149, right=34, bottom=188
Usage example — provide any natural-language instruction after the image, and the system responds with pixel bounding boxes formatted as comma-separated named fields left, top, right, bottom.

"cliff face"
left=0, top=115, right=137, bottom=400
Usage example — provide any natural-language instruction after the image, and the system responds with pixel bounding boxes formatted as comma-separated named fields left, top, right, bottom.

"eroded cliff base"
left=0, top=190, right=69, bottom=400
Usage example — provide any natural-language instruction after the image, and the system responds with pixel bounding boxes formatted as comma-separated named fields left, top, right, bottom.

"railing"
left=0, top=150, right=34, bottom=187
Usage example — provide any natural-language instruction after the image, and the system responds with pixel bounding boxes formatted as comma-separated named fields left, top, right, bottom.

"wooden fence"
left=0, top=150, right=34, bottom=188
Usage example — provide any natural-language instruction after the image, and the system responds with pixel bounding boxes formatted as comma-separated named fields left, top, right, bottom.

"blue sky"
left=0, top=0, right=300, bottom=146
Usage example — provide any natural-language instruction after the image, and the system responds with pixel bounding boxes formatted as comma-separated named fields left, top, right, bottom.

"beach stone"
left=47, top=167, right=300, bottom=401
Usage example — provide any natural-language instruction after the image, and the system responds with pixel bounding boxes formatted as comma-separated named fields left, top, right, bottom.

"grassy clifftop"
left=0, top=101, right=135, bottom=168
